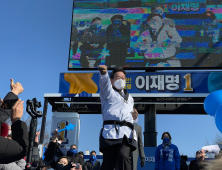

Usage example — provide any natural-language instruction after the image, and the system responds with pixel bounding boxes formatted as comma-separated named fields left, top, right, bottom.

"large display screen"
left=68, top=0, right=222, bottom=70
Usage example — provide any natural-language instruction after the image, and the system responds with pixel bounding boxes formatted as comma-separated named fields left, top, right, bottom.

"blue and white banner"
left=59, top=72, right=222, bottom=97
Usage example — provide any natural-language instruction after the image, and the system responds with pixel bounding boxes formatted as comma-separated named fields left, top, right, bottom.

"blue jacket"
left=155, top=144, right=180, bottom=170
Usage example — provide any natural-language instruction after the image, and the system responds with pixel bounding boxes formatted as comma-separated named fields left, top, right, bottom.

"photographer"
left=0, top=79, right=29, bottom=164
left=44, top=129, right=67, bottom=169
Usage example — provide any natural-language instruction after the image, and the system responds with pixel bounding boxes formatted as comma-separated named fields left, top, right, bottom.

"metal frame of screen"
left=67, top=0, right=222, bottom=71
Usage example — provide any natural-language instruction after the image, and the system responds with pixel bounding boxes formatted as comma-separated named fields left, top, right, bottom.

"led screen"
left=68, top=0, right=222, bottom=70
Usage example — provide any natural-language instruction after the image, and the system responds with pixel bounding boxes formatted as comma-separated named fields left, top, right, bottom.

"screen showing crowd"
left=68, top=0, right=222, bottom=69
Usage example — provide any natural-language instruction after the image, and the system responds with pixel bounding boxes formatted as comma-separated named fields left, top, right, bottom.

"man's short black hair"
left=147, top=13, right=162, bottom=22
left=56, top=156, right=69, bottom=164
left=111, top=15, right=124, bottom=22
left=110, top=67, right=126, bottom=79
left=57, top=135, right=63, bottom=141
left=196, top=150, right=203, bottom=155
left=92, top=17, right=101, bottom=23
left=70, top=144, right=76, bottom=149
left=78, top=151, right=84, bottom=156
left=90, top=150, right=96, bottom=155
left=161, top=132, right=172, bottom=140
left=202, top=11, right=216, bottom=20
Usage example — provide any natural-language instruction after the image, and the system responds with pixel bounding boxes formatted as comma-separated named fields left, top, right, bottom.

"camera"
left=71, top=163, right=80, bottom=169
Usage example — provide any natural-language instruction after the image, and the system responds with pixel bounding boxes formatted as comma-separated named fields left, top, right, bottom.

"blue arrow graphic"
left=51, top=123, right=76, bottom=135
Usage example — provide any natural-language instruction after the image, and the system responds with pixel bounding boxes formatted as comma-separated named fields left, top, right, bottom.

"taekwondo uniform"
left=99, top=72, right=137, bottom=170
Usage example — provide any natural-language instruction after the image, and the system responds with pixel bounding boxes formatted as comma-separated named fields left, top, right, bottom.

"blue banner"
left=59, top=72, right=222, bottom=96
left=137, top=147, right=156, bottom=170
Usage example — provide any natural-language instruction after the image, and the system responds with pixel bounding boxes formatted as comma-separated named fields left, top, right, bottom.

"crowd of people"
left=1, top=69, right=222, bottom=170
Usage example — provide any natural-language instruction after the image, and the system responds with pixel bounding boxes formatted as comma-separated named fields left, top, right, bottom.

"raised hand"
left=11, top=99, right=24, bottom=124
left=98, top=65, right=107, bottom=75
left=10, top=79, right=24, bottom=95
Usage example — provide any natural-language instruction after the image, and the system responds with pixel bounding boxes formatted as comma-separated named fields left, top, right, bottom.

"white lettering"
left=145, top=156, right=155, bottom=163
left=135, top=76, right=145, bottom=90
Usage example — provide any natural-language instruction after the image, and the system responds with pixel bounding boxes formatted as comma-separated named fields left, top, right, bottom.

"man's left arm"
left=174, top=146, right=181, bottom=170
left=138, top=125, right=145, bottom=167
left=166, top=26, right=182, bottom=47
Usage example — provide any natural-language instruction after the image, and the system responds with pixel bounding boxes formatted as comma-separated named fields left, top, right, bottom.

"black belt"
left=103, top=120, right=134, bottom=136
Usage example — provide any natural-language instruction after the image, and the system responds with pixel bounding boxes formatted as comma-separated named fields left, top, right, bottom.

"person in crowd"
left=0, top=122, right=26, bottom=170
left=44, top=129, right=67, bottom=169
left=83, top=150, right=100, bottom=170
left=136, top=12, right=182, bottom=67
left=54, top=156, right=70, bottom=170
left=78, top=151, right=85, bottom=162
left=205, top=152, right=222, bottom=170
left=78, top=151, right=84, bottom=159
left=131, top=108, right=145, bottom=170
left=155, top=132, right=180, bottom=170
left=0, top=79, right=29, bottom=164
left=67, top=144, right=84, bottom=166
left=98, top=65, right=137, bottom=170
left=189, top=150, right=206, bottom=170
left=105, top=15, right=131, bottom=67
left=79, top=17, right=106, bottom=68
left=180, top=156, right=188, bottom=170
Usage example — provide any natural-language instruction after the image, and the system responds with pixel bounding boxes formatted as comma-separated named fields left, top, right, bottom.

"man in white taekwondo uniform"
left=98, top=65, right=137, bottom=170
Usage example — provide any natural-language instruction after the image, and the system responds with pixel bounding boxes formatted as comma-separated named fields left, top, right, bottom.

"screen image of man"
left=79, top=17, right=106, bottom=68
left=98, top=65, right=137, bottom=170
left=136, top=12, right=182, bottom=67
left=105, top=15, right=131, bottom=68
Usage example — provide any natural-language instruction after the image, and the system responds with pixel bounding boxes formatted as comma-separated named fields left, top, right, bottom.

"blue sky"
left=0, top=0, right=220, bottom=158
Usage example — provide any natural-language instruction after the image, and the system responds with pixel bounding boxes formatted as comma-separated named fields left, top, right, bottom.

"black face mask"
left=56, top=163, right=69, bottom=170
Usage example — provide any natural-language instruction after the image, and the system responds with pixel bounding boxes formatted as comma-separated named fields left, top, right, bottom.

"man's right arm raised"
left=98, top=65, right=113, bottom=100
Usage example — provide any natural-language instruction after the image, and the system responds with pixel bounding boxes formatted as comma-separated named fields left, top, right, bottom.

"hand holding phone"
left=70, top=163, right=81, bottom=170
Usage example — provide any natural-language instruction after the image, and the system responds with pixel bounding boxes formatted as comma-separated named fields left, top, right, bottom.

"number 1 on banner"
left=183, top=74, right=193, bottom=92
left=58, top=121, right=66, bottom=141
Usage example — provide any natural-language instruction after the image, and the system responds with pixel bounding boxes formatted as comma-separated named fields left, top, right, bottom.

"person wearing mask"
left=131, top=108, right=145, bottom=170
left=105, top=15, right=131, bottom=67
left=155, top=132, right=180, bottom=170
left=136, top=12, right=182, bottom=67
left=79, top=17, right=106, bottom=68
left=83, top=151, right=100, bottom=170
left=98, top=65, right=137, bottom=170
left=55, top=156, right=70, bottom=170
left=44, top=130, right=67, bottom=169
left=0, top=79, right=29, bottom=164
left=189, top=150, right=206, bottom=170
left=67, top=144, right=84, bottom=166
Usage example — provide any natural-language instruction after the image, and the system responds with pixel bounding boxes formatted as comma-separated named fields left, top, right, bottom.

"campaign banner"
left=137, top=147, right=156, bottom=170
left=50, top=112, right=80, bottom=149
left=59, top=72, right=222, bottom=96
